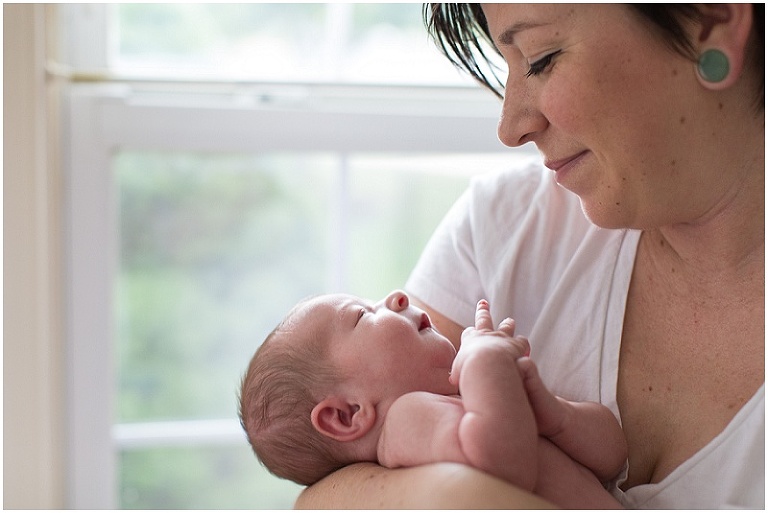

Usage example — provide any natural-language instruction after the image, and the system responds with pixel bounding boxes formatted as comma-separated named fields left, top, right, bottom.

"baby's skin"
left=376, top=300, right=627, bottom=509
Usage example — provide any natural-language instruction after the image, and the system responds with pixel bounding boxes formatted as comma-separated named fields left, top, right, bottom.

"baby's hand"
left=450, top=300, right=530, bottom=386
left=517, top=357, right=568, bottom=438
left=473, top=299, right=514, bottom=334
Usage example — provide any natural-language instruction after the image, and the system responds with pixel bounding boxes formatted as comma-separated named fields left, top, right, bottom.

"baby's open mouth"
left=419, top=313, right=432, bottom=331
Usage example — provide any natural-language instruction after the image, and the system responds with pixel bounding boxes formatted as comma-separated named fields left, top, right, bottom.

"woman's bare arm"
left=294, top=462, right=554, bottom=509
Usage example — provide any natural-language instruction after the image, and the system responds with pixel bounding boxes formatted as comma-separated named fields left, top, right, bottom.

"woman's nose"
left=497, top=81, right=547, bottom=147
left=385, top=290, right=409, bottom=312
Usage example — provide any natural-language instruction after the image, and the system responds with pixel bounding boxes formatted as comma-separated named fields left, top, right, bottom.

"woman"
left=296, top=4, right=764, bottom=508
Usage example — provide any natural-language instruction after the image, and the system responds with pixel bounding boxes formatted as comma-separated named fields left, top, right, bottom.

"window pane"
left=114, top=3, right=474, bottom=85
left=114, top=150, right=513, bottom=508
left=119, top=444, right=303, bottom=509
left=344, top=154, right=511, bottom=299
left=115, top=152, right=336, bottom=422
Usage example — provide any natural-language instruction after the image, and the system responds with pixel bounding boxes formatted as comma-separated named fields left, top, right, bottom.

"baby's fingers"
left=474, top=299, right=494, bottom=331
left=449, top=351, right=466, bottom=386
left=513, top=336, right=531, bottom=358
left=498, top=317, right=516, bottom=337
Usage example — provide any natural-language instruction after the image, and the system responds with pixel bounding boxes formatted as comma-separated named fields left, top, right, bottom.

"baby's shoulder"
left=379, top=392, right=467, bottom=468
left=392, top=391, right=462, bottom=408
left=387, top=392, right=464, bottom=428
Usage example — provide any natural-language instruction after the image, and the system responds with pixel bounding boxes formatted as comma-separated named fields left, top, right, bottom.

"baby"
left=239, top=290, right=627, bottom=508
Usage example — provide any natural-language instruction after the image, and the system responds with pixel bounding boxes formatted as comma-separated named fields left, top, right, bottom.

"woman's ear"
left=310, top=396, right=376, bottom=442
left=695, top=4, right=754, bottom=90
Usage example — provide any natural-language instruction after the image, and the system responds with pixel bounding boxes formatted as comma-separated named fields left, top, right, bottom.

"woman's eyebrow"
left=497, top=21, right=550, bottom=46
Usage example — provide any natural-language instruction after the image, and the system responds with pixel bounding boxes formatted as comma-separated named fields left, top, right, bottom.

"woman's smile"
left=545, top=150, right=589, bottom=186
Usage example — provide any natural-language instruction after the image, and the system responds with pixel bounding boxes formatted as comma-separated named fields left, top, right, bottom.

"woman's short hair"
left=424, top=4, right=764, bottom=110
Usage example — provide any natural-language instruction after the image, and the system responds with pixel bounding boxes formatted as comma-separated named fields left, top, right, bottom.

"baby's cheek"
left=433, top=340, right=459, bottom=371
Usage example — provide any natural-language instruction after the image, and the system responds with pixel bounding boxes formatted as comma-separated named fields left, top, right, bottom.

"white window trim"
left=59, top=3, right=536, bottom=509
left=64, top=81, right=533, bottom=508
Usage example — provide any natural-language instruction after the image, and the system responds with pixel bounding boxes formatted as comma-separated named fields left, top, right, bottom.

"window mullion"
left=330, top=153, right=351, bottom=291
left=65, top=82, right=514, bottom=509
left=113, top=419, right=245, bottom=449
left=65, top=88, right=118, bottom=509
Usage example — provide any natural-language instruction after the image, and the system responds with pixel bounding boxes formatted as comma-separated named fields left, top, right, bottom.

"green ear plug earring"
left=697, top=49, right=730, bottom=83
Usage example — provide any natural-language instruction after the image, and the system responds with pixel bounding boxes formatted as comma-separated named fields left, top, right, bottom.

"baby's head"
left=238, top=297, right=349, bottom=485
left=239, top=290, right=458, bottom=485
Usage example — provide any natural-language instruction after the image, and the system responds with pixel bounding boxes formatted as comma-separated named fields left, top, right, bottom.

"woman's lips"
left=545, top=151, right=588, bottom=183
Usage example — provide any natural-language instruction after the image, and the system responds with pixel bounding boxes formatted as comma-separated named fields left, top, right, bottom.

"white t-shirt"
left=405, top=161, right=765, bottom=509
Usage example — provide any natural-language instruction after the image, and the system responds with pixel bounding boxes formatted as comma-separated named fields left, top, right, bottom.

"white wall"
left=3, top=4, right=66, bottom=508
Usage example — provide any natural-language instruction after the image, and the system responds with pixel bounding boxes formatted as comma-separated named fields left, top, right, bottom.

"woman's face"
left=482, top=4, right=730, bottom=229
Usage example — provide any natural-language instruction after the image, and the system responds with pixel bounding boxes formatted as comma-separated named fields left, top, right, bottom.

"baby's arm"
left=517, top=357, right=628, bottom=481
left=378, top=392, right=623, bottom=510
left=380, top=302, right=538, bottom=491
left=449, top=301, right=538, bottom=491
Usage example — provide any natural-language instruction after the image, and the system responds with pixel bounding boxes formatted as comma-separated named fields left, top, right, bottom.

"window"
left=112, top=3, right=481, bottom=85
left=61, top=4, right=532, bottom=509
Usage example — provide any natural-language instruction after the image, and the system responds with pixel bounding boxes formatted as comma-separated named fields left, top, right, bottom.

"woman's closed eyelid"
left=526, top=49, right=561, bottom=77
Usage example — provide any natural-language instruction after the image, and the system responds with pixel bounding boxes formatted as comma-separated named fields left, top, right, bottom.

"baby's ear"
left=311, top=396, right=376, bottom=442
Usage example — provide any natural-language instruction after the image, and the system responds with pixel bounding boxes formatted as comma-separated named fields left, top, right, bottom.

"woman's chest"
left=616, top=258, right=764, bottom=489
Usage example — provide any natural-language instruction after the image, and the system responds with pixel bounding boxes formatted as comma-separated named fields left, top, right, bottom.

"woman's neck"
left=645, top=154, right=764, bottom=284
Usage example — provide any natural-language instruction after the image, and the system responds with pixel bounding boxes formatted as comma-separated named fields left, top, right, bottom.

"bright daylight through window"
left=61, top=3, right=530, bottom=509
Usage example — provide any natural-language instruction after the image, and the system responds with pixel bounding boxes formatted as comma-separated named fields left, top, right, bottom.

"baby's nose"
left=385, top=290, right=409, bottom=312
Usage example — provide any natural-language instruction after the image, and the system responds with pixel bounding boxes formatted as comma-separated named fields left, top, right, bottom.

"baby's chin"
left=432, top=344, right=458, bottom=380
left=431, top=332, right=458, bottom=359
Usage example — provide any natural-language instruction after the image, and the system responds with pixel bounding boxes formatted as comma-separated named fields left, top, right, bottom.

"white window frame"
left=60, top=4, right=536, bottom=509
left=64, top=81, right=527, bottom=508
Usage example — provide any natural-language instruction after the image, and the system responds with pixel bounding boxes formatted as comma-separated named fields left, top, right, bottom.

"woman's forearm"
left=294, top=462, right=554, bottom=509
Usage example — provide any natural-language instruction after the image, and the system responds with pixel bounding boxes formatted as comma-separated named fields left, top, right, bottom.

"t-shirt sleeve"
left=406, top=159, right=551, bottom=328
left=406, top=159, right=592, bottom=334
left=405, top=184, right=482, bottom=328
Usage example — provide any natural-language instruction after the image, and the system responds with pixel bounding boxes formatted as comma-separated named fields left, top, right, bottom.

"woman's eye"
left=526, top=50, right=561, bottom=78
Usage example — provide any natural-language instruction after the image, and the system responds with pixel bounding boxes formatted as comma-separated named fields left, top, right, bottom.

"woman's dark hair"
left=424, top=4, right=764, bottom=110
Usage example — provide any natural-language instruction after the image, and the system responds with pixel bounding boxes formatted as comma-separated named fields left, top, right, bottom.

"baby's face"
left=295, top=290, right=458, bottom=400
